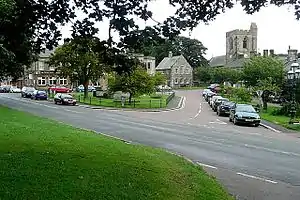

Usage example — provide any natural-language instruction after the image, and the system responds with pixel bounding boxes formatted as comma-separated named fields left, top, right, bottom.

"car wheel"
left=254, top=123, right=259, bottom=127
left=73, top=103, right=76, bottom=106
left=54, top=101, right=57, bottom=104
left=229, top=117, right=232, bottom=122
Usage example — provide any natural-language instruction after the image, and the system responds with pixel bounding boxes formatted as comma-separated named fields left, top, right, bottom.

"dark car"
left=205, top=91, right=216, bottom=102
left=22, top=87, right=36, bottom=98
left=54, top=93, right=77, bottom=105
left=213, top=97, right=229, bottom=112
left=217, top=101, right=235, bottom=116
left=229, top=104, right=260, bottom=127
left=0, top=86, right=5, bottom=93
left=31, top=90, right=48, bottom=100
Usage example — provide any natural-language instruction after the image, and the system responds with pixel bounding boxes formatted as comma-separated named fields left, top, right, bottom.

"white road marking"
left=244, top=144, right=300, bottom=157
left=63, top=109, right=83, bottom=114
left=193, top=102, right=202, bottom=118
left=209, top=119, right=227, bottom=125
left=236, top=172, right=278, bottom=184
left=197, top=162, right=218, bottom=169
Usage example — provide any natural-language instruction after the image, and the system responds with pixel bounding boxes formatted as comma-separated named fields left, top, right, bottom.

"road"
left=1, top=90, right=300, bottom=200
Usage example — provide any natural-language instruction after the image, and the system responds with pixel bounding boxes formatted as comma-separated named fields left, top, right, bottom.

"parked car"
left=1, top=85, right=11, bottom=93
left=21, top=87, right=36, bottom=98
left=54, top=93, right=77, bottom=105
left=229, top=104, right=260, bottom=127
left=50, top=86, right=71, bottom=93
left=0, top=86, right=5, bottom=93
left=202, top=89, right=211, bottom=97
left=205, top=91, right=216, bottom=102
left=210, top=95, right=222, bottom=107
left=76, top=85, right=96, bottom=92
left=212, top=97, right=229, bottom=112
left=31, top=90, right=48, bottom=100
left=217, top=101, right=235, bottom=116
left=10, top=86, right=21, bottom=93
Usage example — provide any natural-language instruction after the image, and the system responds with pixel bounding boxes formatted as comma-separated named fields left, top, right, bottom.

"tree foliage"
left=108, top=68, right=155, bottom=102
left=123, top=31, right=208, bottom=68
left=242, top=56, right=285, bottom=88
left=48, top=37, right=110, bottom=98
left=2, top=0, right=300, bottom=79
left=194, top=67, right=242, bottom=84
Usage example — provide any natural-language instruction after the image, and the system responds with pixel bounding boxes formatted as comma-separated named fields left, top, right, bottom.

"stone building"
left=129, top=53, right=156, bottom=75
left=24, top=49, right=70, bottom=88
left=156, top=51, right=193, bottom=88
left=24, top=48, right=108, bottom=89
left=209, top=23, right=258, bottom=68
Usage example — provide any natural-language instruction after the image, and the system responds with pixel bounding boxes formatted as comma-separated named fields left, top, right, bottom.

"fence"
left=76, top=95, right=167, bottom=109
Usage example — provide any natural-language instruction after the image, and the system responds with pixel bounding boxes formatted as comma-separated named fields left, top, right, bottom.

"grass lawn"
left=260, top=106, right=300, bottom=131
left=73, top=93, right=169, bottom=109
left=0, top=106, right=233, bottom=200
left=177, top=86, right=205, bottom=90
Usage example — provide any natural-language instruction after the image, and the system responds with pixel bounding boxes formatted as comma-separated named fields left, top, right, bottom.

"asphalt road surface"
left=1, top=90, right=300, bottom=200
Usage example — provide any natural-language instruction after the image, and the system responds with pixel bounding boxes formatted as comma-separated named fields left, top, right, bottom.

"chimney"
left=168, top=51, right=173, bottom=58
left=288, top=49, right=298, bottom=61
left=269, top=49, right=274, bottom=57
left=263, top=49, right=268, bottom=57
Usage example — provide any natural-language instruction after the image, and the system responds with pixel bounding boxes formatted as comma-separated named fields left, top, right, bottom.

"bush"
left=150, top=94, right=163, bottom=99
left=272, top=102, right=300, bottom=117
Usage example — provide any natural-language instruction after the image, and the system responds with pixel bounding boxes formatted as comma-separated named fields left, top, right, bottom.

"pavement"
left=1, top=91, right=300, bottom=200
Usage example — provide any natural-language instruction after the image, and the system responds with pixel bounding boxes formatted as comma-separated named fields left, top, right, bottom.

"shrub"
left=150, top=94, right=163, bottom=99
left=231, top=87, right=252, bottom=103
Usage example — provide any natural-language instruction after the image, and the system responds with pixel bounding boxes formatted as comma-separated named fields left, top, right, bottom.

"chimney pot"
left=269, top=49, right=274, bottom=57
left=263, top=49, right=268, bottom=57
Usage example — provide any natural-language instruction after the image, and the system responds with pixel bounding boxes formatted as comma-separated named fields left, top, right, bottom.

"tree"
left=109, top=68, right=155, bottom=103
left=152, top=72, right=166, bottom=87
left=124, top=31, right=208, bottom=68
left=2, top=0, right=300, bottom=79
left=194, top=67, right=212, bottom=83
left=242, top=56, right=285, bottom=110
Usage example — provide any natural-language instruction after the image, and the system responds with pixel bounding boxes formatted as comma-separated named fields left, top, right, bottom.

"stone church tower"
left=225, top=23, right=257, bottom=64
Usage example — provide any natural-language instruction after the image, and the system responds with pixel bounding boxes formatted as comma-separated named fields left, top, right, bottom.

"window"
left=147, top=62, right=151, bottom=70
left=175, top=68, right=178, bottom=73
left=59, top=77, right=67, bottom=85
left=229, top=37, right=233, bottom=50
left=49, top=77, right=57, bottom=85
left=175, top=78, right=178, bottom=84
left=49, top=65, right=55, bottom=71
left=243, top=37, right=248, bottom=48
left=38, top=77, right=46, bottom=85
left=38, top=61, right=44, bottom=70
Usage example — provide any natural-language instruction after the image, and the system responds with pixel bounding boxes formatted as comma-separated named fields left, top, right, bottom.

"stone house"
left=156, top=51, right=193, bottom=88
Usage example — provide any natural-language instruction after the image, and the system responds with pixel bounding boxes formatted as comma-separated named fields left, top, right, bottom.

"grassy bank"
left=0, top=106, right=233, bottom=200
left=53, top=92, right=169, bottom=109
left=260, top=106, right=300, bottom=131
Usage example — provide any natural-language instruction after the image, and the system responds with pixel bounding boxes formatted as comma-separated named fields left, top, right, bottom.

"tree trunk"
left=262, top=91, right=268, bottom=111
left=84, top=81, right=89, bottom=99
left=129, top=93, right=132, bottom=104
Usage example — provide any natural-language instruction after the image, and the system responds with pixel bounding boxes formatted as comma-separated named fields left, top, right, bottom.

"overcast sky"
left=61, top=0, right=300, bottom=59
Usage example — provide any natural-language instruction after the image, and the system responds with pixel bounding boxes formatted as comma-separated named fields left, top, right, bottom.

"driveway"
left=0, top=91, right=300, bottom=200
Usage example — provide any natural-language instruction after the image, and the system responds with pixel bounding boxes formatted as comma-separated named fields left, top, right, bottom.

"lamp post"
left=287, top=62, right=300, bottom=124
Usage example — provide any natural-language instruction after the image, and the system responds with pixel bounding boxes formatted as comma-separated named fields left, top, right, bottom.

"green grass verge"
left=0, top=106, right=234, bottom=200
left=73, top=93, right=168, bottom=109
left=177, top=86, right=205, bottom=90
left=260, top=106, right=300, bottom=131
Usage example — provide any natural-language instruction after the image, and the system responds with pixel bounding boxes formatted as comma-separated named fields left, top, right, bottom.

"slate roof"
left=209, top=55, right=226, bottom=67
left=209, top=55, right=248, bottom=68
left=156, top=55, right=185, bottom=70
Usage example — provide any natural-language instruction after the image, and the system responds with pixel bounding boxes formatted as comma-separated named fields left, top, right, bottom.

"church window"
left=229, top=37, right=233, bottom=50
left=243, top=37, right=248, bottom=48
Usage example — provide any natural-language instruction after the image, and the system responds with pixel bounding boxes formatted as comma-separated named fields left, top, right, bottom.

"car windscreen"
left=62, top=95, right=73, bottom=99
left=26, top=88, right=35, bottom=92
left=38, top=91, right=46, bottom=94
left=236, top=105, right=256, bottom=113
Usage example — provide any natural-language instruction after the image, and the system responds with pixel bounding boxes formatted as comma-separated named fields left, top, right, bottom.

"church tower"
left=225, top=23, right=258, bottom=64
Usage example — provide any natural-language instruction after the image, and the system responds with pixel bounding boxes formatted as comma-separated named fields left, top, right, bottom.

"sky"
left=61, top=0, right=300, bottom=59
